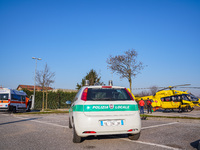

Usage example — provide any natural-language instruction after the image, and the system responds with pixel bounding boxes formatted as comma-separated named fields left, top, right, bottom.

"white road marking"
left=122, top=138, right=182, bottom=150
left=124, top=122, right=180, bottom=150
left=1, top=114, right=10, bottom=116
left=15, top=116, right=69, bottom=128
left=13, top=116, right=180, bottom=150
left=142, top=122, right=178, bottom=130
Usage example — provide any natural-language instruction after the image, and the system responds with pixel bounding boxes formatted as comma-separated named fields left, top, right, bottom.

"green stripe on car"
left=72, top=104, right=139, bottom=112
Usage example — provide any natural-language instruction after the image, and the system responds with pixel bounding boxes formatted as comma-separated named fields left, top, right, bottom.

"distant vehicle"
left=135, top=84, right=200, bottom=112
left=0, top=88, right=32, bottom=113
left=68, top=80, right=141, bottom=143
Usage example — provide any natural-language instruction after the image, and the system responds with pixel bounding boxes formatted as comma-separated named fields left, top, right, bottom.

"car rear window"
left=86, top=88, right=132, bottom=101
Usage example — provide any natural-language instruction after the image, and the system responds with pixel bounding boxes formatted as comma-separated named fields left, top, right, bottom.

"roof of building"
left=17, top=85, right=53, bottom=91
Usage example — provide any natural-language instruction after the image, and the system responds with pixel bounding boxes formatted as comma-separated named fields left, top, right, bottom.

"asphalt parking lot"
left=148, top=109, right=200, bottom=118
left=0, top=111, right=200, bottom=150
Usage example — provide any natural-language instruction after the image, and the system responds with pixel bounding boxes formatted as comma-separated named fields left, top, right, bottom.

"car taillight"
left=8, top=99, right=10, bottom=105
left=127, top=129, right=133, bottom=132
left=81, top=88, right=88, bottom=101
left=83, top=131, right=96, bottom=134
left=128, top=128, right=138, bottom=132
left=125, top=88, right=134, bottom=101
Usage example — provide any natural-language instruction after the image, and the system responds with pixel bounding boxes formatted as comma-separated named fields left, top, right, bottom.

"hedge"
left=23, top=89, right=77, bottom=110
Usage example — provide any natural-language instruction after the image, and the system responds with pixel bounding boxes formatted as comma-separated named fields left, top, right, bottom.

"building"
left=17, top=85, right=53, bottom=91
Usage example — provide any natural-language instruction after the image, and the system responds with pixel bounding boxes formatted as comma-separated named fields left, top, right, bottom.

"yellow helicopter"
left=134, top=84, right=200, bottom=112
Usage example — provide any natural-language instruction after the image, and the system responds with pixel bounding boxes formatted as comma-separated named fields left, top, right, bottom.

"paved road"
left=0, top=112, right=200, bottom=150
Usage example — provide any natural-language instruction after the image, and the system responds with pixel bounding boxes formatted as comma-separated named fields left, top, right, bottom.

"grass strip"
left=16, top=110, right=69, bottom=115
left=140, top=114, right=200, bottom=120
left=16, top=111, right=200, bottom=120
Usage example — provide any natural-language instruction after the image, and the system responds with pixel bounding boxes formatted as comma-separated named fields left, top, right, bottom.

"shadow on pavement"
left=0, top=117, right=39, bottom=126
left=190, top=139, right=200, bottom=150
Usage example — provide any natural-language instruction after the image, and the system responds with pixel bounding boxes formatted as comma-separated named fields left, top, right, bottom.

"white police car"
left=68, top=81, right=141, bottom=143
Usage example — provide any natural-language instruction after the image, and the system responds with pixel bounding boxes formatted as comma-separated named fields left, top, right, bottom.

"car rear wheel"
left=128, top=132, right=140, bottom=140
left=73, top=127, right=82, bottom=143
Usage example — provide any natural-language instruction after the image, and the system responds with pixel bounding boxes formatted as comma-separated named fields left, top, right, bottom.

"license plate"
left=100, top=120, right=124, bottom=126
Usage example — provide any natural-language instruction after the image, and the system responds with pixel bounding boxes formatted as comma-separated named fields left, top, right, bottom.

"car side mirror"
left=66, top=101, right=71, bottom=105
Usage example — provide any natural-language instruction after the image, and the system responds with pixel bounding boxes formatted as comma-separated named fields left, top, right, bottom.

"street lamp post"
left=32, top=57, right=42, bottom=110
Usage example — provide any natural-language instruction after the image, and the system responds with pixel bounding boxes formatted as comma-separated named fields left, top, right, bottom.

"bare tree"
left=107, top=49, right=145, bottom=92
left=36, top=63, right=55, bottom=110
left=149, top=86, right=159, bottom=95
left=138, top=90, right=150, bottom=97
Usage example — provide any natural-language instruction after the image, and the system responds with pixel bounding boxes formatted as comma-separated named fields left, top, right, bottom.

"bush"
left=23, top=89, right=77, bottom=110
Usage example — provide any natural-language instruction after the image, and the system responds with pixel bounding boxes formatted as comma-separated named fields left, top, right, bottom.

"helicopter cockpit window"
left=187, top=94, right=199, bottom=101
left=182, top=94, right=190, bottom=101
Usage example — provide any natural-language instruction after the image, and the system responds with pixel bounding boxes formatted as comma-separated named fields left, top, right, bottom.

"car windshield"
left=86, top=88, right=132, bottom=101
left=0, top=94, right=9, bottom=100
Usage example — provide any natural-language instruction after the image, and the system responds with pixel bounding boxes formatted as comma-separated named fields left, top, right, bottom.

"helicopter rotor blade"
left=133, top=87, right=151, bottom=90
left=133, top=84, right=194, bottom=92
left=158, top=87, right=170, bottom=91
left=157, top=84, right=191, bottom=91
left=171, top=84, right=191, bottom=88
left=179, top=87, right=200, bottom=89
left=133, top=87, right=165, bottom=91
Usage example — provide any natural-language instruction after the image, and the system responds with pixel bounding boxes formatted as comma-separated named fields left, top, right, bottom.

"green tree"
left=107, top=49, right=145, bottom=92
left=76, top=69, right=103, bottom=90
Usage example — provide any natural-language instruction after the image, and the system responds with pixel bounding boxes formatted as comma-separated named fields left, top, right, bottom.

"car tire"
left=128, top=132, right=140, bottom=140
left=69, top=117, right=72, bottom=129
left=13, top=107, right=16, bottom=113
left=73, top=127, right=82, bottom=143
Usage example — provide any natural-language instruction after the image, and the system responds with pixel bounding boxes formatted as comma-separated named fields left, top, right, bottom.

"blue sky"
left=0, top=0, right=200, bottom=96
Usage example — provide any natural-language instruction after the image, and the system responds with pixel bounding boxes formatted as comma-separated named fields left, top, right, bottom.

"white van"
left=69, top=82, right=141, bottom=143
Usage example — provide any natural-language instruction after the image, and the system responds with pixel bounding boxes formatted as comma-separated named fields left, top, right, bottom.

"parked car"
left=68, top=81, right=141, bottom=143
